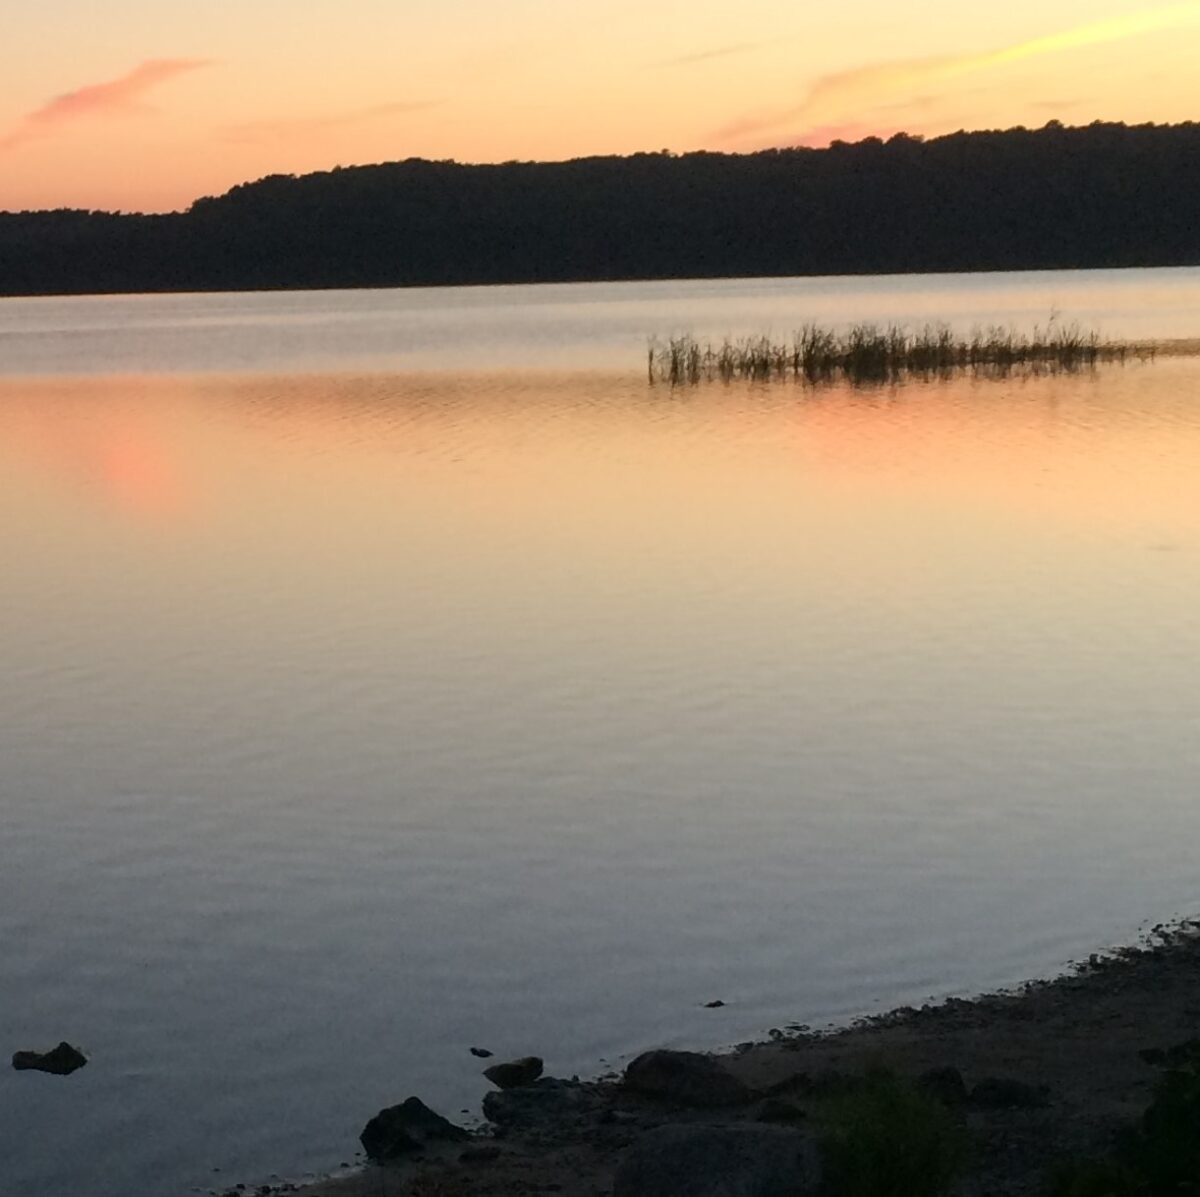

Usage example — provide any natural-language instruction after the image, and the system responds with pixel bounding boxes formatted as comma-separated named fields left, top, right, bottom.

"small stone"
left=483, top=1056, right=543, bottom=1089
left=12, top=1042, right=88, bottom=1076
left=705, top=1000, right=726, bottom=1009
left=470, top=1047, right=494, bottom=1058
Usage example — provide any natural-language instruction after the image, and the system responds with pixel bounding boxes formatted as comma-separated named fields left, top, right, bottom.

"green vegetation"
left=815, top=1070, right=967, bottom=1197
left=1046, top=1054, right=1200, bottom=1197
left=648, top=321, right=1145, bottom=386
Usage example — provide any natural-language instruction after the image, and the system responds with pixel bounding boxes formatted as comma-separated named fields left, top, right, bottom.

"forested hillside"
left=1, top=121, right=1198, bottom=295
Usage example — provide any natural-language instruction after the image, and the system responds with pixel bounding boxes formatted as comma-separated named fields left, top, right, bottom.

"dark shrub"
left=816, top=1070, right=966, bottom=1197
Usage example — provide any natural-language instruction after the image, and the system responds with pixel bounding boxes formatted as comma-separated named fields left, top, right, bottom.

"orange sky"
left=2, top=0, right=1198, bottom=213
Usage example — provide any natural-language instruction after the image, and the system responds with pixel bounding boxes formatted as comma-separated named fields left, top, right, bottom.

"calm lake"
left=3, top=268, right=1200, bottom=1196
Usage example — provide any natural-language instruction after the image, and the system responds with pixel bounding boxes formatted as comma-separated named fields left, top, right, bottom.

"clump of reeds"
left=648, top=320, right=1149, bottom=387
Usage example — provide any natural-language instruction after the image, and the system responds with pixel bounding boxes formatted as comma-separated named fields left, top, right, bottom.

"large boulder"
left=623, top=1050, right=754, bottom=1108
left=12, top=1042, right=88, bottom=1076
left=359, top=1097, right=468, bottom=1160
left=483, top=1056, right=543, bottom=1089
left=614, top=1124, right=819, bottom=1197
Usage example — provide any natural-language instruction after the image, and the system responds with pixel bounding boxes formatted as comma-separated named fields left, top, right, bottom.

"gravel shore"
left=270, top=923, right=1200, bottom=1197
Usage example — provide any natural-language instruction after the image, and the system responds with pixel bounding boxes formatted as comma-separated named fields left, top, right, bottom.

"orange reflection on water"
left=92, top=433, right=186, bottom=519
left=0, top=375, right=197, bottom=525
left=5, top=362, right=1200, bottom=561
left=787, top=361, right=1200, bottom=543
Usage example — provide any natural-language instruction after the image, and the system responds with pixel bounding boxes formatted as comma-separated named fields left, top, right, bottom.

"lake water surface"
left=3, top=270, right=1200, bottom=1196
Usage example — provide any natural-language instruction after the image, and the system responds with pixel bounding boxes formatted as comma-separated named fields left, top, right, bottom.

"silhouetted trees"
left=1, top=121, right=1198, bottom=296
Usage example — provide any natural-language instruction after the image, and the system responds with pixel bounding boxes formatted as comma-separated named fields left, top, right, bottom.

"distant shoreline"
left=2, top=261, right=1200, bottom=304
left=260, top=923, right=1200, bottom=1197
left=3, top=121, right=1199, bottom=298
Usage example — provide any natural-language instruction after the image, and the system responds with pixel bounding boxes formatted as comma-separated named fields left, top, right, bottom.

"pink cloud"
left=710, top=55, right=955, bottom=145
left=1, top=59, right=211, bottom=152
left=711, top=2, right=1200, bottom=149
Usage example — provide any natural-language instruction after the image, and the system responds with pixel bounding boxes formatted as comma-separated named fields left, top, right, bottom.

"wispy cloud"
left=712, top=56, right=948, bottom=143
left=1, top=59, right=211, bottom=152
left=221, top=100, right=440, bottom=144
left=654, top=42, right=761, bottom=68
left=712, top=1, right=1200, bottom=147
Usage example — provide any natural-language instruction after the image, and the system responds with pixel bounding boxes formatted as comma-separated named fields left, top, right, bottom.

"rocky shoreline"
left=267, top=924, right=1200, bottom=1196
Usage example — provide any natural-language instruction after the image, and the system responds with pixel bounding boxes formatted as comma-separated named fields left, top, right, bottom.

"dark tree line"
left=1, top=120, right=1198, bottom=296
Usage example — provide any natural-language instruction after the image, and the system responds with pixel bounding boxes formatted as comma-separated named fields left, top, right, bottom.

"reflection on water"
left=3, top=319, right=1200, bottom=1196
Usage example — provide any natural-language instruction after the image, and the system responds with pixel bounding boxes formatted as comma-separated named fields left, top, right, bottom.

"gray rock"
left=482, top=1077, right=601, bottom=1129
left=613, top=1124, right=819, bottom=1197
left=483, top=1055, right=543, bottom=1089
left=469, top=1047, right=494, bottom=1059
left=624, top=1050, right=754, bottom=1108
left=970, top=1077, right=1050, bottom=1109
left=12, top=1042, right=88, bottom=1076
left=359, top=1097, right=468, bottom=1160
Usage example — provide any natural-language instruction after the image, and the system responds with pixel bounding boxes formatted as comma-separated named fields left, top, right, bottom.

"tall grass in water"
left=648, top=320, right=1145, bottom=386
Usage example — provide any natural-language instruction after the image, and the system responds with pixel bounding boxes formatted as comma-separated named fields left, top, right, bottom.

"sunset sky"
left=2, top=0, right=1198, bottom=213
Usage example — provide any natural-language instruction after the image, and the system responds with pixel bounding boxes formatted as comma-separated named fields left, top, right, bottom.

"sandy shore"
left=271, top=923, right=1200, bottom=1197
